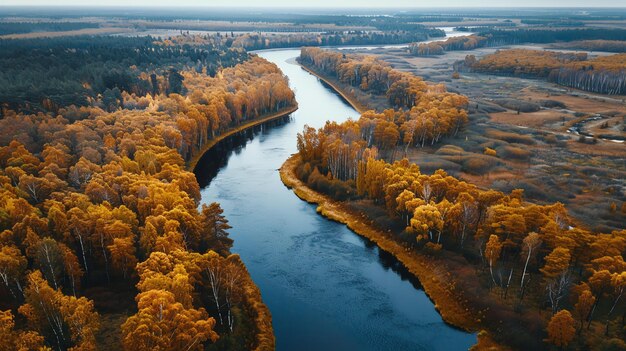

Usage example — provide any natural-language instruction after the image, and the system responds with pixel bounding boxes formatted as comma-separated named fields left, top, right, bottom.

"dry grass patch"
left=489, top=110, right=570, bottom=129
left=496, top=145, right=532, bottom=160
left=519, top=87, right=626, bottom=115
left=566, top=139, right=626, bottom=157
left=485, top=129, right=535, bottom=145
left=461, top=170, right=519, bottom=185
left=461, top=156, right=499, bottom=174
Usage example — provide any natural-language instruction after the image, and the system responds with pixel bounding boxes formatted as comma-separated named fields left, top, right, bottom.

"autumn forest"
left=0, top=33, right=294, bottom=351
left=0, top=5, right=625, bottom=351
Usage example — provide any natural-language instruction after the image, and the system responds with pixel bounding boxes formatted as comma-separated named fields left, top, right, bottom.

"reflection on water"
left=196, top=49, right=476, bottom=351
left=194, top=115, right=292, bottom=188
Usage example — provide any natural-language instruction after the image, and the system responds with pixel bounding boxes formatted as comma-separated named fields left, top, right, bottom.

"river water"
left=195, top=49, right=476, bottom=350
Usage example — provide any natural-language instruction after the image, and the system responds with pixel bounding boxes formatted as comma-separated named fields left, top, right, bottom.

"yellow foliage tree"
left=121, top=289, right=218, bottom=351
left=485, top=235, right=502, bottom=286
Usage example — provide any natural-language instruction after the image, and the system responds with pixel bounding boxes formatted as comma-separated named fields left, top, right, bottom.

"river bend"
left=195, top=49, right=476, bottom=351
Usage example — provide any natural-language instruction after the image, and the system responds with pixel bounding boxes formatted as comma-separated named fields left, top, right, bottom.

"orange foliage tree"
left=547, top=310, right=576, bottom=349
left=0, top=37, right=289, bottom=350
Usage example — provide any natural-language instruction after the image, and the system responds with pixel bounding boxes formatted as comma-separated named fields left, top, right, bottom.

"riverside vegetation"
left=0, top=35, right=296, bottom=350
left=287, top=46, right=626, bottom=350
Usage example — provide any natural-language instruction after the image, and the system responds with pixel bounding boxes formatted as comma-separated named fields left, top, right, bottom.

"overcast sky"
left=2, top=0, right=625, bottom=7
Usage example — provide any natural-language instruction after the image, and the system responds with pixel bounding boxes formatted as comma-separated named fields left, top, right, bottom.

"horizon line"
left=1, top=5, right=626, bottom=9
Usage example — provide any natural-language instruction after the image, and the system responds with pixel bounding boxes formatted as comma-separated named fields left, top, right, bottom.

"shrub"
left=497, top=146, right=531, bottom=160
left=462, top=156, right=498, bottom=175
left=296, top=161, right=313, bottom=181
left=494, top=98, right=540, bottom=113
left=539, top=99, right=566, bottom=108
left=544, top=134, right=558, bottom=144
left=486, top=129, right=535, bottom=145
left=307, top=167, right=331, bottom=194
left=479, top=140, right=507, bottom=150
left=424, top=242, right=443, bottom=253
left=419, top=158, right=463, bottom=174
left=329, top=179, right=356, bottom=201
left=435, top=144, right=464, bottom=155
left=484, top=147, right=497, bottom=157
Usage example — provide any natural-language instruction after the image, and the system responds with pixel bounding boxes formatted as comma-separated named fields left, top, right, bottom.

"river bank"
left=189, top=105, right=298, bottom=350
left=279, top=154, right=505, bottom=350
left=286, top=56, right=503, bottom=350
left=188, top=104, right=299, bottom=172
left=298, top=63, right=369, bottom=114
left=233, top=255, right=275, bottom=351
left=196, top=48, right=478, bottom=350
left=290, top=56, right=529, bottom=350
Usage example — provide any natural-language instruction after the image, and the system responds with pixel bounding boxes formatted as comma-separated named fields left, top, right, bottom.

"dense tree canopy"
left=551, top=40, right=626, bottom=53
left=293, top=108, right=626, bottom=350
left=477, top=28, right=626, bottom=46
left=299, top=47, right=468, bottom=157
left=0, top=22, right=99, bottom=35
left=0, top=35, right=291, bottom=350
left=0, top=35, right=249, bottom=114
left=408, top=35, right=489, bottom=56
left=231, top=30, right=441, bottom=51
left=468, top=49, right=626, bottom=95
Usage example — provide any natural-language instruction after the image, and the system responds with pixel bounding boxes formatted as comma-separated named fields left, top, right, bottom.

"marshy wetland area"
left=336, top=43, right=626, bottom=232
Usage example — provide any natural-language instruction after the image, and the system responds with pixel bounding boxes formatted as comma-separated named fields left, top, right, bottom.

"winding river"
left=194, top=49, right=476, bottom=350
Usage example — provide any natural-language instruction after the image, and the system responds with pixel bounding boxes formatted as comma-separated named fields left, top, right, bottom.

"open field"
left=489, top=110, right=567, bottom=129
